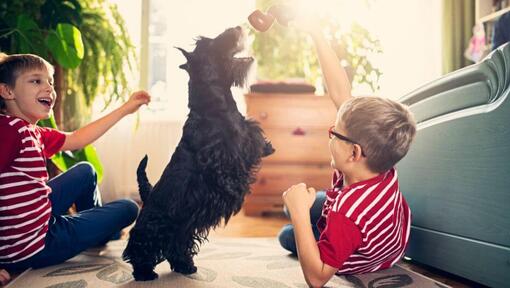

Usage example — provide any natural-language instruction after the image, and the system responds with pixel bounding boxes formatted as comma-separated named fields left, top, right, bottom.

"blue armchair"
left=397, top=43, right=510, bottom=288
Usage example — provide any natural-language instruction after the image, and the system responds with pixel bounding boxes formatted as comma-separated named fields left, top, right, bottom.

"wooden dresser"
left=243, top=93, right=338, bottom=216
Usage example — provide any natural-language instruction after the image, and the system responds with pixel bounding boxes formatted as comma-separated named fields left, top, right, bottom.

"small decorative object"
left=464, top=23, right=487, bottom=63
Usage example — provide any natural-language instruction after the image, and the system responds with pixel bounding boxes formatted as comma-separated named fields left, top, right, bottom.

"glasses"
left=328, top=126, right=366, bottom=157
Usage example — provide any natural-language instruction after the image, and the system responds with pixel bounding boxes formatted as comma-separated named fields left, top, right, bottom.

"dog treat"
left=267, top=4, right=295, bottom=27
left=248, top=4, right=295, bottom=32
left=248, top=10, right=275, bottom=32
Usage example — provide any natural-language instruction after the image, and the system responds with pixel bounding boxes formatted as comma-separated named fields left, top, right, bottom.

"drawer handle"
left=259, top=112, right=268, bottom=120
left=259, top=177, right=267, bottom=185
left=292, top=127, right=306, bottom=136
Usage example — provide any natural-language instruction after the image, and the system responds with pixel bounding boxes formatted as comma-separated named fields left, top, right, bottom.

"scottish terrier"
left=122, top=26, right=274, bottom=281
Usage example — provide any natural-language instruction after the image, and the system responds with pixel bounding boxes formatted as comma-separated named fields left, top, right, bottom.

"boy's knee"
left=120, top=199, right=139, bottom=223
left=278, top=224, right=296, bottom=251
left=74, top=162, right=97, bottom=186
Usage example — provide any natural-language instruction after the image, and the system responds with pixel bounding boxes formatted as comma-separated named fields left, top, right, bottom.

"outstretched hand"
left=288, top=10, right=321, bottom=35
left=0, top=269, right=11, bottom=286
left=122, top=90, right=151, bottom=115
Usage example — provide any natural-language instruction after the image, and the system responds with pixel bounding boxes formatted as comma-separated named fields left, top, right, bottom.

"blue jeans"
left=2, top=162, right=139, bottom=270
left=278, top=191, right=327, bottom=255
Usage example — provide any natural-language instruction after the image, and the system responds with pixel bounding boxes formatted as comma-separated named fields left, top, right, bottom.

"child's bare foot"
left=0, top=269, right=11, bottom=286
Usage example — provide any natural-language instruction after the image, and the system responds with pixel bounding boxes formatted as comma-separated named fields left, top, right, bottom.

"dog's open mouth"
left=234, top=55, right=254, bottom=63
left=232, top=28, right=254, bottom=63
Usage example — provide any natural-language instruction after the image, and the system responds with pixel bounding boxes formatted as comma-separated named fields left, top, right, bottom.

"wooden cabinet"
left=243, top=93, right=337, bottom=216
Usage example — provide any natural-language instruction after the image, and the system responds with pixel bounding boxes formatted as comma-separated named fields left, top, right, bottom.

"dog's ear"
left=179, top=63, right=190, bottom=71
left=175, top=47, right=192, bottom=62
left=176, top=47, right=192, bottom=71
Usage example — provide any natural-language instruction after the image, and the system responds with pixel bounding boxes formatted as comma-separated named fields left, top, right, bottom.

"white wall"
left=368, top=0, right=443, bottom=99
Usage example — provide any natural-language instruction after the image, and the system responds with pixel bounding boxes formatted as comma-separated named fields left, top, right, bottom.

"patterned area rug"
left=6, top=238, right=448, bottom=288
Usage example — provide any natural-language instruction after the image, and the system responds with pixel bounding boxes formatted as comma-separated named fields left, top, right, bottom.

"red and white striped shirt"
left=0, top=114, right=65, bottom=263
left=317, top=168, right=411, bottom=274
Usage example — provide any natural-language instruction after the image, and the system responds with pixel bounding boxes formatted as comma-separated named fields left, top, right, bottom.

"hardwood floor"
left=211, top=209, right=486, bottom=288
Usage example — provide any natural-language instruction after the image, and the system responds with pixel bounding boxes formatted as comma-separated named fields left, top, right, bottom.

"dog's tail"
left=137, top=155, right=152, bottom=203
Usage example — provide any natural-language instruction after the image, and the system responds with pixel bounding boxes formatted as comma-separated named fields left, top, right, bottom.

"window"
left=143, top=0, right=255, bottom=121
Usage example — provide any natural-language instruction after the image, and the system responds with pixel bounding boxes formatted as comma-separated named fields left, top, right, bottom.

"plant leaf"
left=81, top=145, right=103, bottom=183
left=45, top=23, right=84, bottom=68
left=14, top=14, right=48, bottom=58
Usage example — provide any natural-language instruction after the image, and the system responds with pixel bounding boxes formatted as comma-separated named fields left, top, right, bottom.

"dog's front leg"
left=263, top=140, right=275, bottom=157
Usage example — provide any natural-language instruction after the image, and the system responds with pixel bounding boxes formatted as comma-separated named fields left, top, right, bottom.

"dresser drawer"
left=243, top=195, right=284, bottom=216
left=246, top=93, right=337, bottom=128
left=262, top=127, right=331, bottom=164
left=251, top=164, right=333, bottom=195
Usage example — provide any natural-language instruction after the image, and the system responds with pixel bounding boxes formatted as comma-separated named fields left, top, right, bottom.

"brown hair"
left=0, top=53, right=54, bottom=113
left=338, top=96, right=417, bottom=173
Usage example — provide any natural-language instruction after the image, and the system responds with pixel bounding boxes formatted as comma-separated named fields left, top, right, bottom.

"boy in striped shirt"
left=0, top=53, right=150, bottom=278
left=278, top=15, right=417, bottom=287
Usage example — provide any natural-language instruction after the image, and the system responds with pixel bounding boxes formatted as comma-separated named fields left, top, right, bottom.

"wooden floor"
left=211, top=210, right=486, bottom=288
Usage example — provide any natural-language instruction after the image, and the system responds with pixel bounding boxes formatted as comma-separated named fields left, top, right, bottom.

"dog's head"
left=177, top=26, right=253, bottom=109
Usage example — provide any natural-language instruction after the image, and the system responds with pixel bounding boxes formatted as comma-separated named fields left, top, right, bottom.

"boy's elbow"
left=306, top=277, right=328, bottom=288
left=305, top=272, right=331, bottom=288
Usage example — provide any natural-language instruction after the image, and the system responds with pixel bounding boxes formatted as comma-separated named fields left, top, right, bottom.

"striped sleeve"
left=317, top=211, right=361, bottom=268
left=0, top=123, right=21, bottom=173
left=37, top=127, right=66, bottom=158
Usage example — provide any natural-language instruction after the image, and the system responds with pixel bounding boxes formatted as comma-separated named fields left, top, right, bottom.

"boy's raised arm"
left=292, top=14, right=353, bottom=109
left=310, top=31, right=353, bottom=109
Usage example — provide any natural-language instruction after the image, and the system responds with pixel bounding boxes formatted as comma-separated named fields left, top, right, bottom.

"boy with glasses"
left=277, top=14, right=417, bottom=288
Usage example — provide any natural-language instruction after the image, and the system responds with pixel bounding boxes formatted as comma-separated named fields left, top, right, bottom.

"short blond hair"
left=338, top=96, right=416, bottom=173
left=0, top=53, right=54, bottom=113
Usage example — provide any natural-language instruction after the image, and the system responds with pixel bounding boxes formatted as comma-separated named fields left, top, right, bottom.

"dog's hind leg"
left=124, top=235, right=159, bottom=281
left=168, top=256, right=197, bottom=275
left=123, top=214, right=163, bottom=281
left=166, top=233, right=197, bottom=275
left=131, top=264, right=159, bottom=281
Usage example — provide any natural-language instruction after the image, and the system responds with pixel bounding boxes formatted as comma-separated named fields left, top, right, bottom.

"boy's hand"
left=0, top=269, right=11, bottom=286
left=289, top=10, right=321, bottom=36
left=122, top=90, right=151, bottom=115
left=282, top=183, right=316, bottom=215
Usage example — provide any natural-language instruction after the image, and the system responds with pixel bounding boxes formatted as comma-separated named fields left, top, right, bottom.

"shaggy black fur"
left=122, top=26, right=274, bottom=281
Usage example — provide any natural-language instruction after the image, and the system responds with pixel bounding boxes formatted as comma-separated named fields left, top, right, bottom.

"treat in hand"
left=267, top=4, right=295, bottom=26
left=248, top=4, right=296, bottom=32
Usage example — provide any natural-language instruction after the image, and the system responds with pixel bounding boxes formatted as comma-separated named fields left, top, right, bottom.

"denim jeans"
left=2, top=162, right=139, bottom=270
left=278, top=191, right=327, bottom=255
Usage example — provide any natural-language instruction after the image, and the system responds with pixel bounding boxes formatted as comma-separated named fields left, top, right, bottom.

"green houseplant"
left=251, top=0, right=382, bottom=93
left=0, top=0, right=136, bottom=179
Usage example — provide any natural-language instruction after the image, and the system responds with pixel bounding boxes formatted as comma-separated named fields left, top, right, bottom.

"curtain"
left=442, top=0, right=475, bottom=74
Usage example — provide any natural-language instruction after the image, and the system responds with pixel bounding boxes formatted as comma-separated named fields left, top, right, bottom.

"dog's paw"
left=174, top=264, right=197, bottom=275
left=133, top=270, right=159, bottom=281
left=263, top=141, right=275, bottom=156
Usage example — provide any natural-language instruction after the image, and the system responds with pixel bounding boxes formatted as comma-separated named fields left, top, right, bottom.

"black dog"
left=122, top=26, right=274, bottom=281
